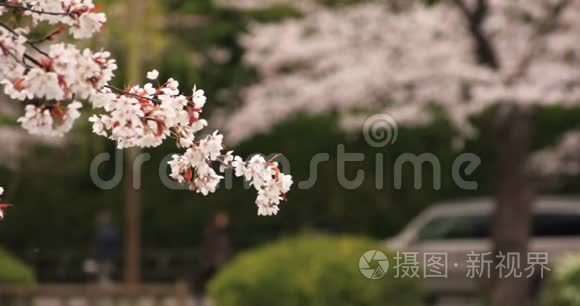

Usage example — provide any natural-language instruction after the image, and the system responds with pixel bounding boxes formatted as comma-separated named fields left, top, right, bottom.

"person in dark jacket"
left=94, top=210, right=120, bottom=284
left=193, top=211, right=232, bottom=304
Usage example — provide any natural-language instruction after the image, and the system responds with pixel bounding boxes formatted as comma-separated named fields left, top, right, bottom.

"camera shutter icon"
left=359, top=250, right=389, bottom=279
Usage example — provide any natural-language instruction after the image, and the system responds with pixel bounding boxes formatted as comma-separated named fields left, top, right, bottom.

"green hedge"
left=209, top=235, right=423, bottom=306
left=0, top=248, right=35, bottom=284
left=542, top=254, right=580, bottom=306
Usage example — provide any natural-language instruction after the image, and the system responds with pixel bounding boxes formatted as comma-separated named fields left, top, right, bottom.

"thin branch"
left=473, top=0, right=488, bottom=22
left=505, top=0, right=572, bottom=84
left=268, top=153, right=283, bottom=163
left=0, top=44, right=31, bottom=69
left=22, top=53, right=42, bottom=67
left=0, top=21, right=50, bottom=59
left=451, top=0, right=499, bottom=69
left=104, top=85, right=162, bottom=104
left=215, top=156, right=234, bottom=170
left=0, top=30, right=40, bottom=68
left=27, top=42, right=50, bottom=58
left=451, top=0, right=471, bottom=18
left=0, top=2, right=70, bottom=16
left=0, top=20, right=18, bottom=35
left=28, top=27, right=65, bottom=45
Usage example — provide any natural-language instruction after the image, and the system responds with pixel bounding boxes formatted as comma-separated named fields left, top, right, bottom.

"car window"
left=533, top=213, right=580, bottom=237
left=418, top=215, right=491, bottom=241
left=417, top=212, right=580, bottom=241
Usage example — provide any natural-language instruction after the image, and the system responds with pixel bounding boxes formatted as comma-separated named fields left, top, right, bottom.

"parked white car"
left=386, top=197, right=580, bottom=305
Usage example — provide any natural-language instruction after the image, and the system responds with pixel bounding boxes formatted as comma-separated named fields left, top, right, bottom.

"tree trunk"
left=124, top=148, right=142, bottom=285
left=490, top=107, right=535, bottom=306
left=123, top=0, right=147, bottom=286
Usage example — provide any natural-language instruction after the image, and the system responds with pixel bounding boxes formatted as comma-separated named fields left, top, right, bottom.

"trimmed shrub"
left=209, top=235, right=423, bottom=306
left=0, top=248, right=35, bottom=284
left=542, top=254, right=580, bottom=306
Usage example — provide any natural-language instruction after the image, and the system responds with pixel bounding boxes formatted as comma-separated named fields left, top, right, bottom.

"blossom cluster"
left=1, top=0, right=106, bottom=39
left=89, top=72, right=206, bottom=149
left=0, top=2, right=116, bottom=137
left=169, top=144, right=293, bottom=216
left=231, top=155, right=293, bottom=216
left=2, top=40, right=117, bottom=135
left=0, top=1, right=293, bottom=216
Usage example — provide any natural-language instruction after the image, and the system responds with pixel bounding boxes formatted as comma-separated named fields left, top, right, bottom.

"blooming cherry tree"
left=226, top=1, right=580, bottom=305
left=0, top=0, right=292, bottom=217
left=227, top=0, right=580, bottom=147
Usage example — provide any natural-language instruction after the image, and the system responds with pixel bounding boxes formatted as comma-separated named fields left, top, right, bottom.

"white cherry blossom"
left=18, top=101, right=82, bottom=137
left=0, top=186, right=10, bottom=220
left=20, top=0, right=106, bottom=39
left=146, top=69, right=159, bottom=80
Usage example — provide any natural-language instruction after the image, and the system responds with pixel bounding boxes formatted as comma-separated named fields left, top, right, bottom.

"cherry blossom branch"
left=0, top=0, right=293, bottom=217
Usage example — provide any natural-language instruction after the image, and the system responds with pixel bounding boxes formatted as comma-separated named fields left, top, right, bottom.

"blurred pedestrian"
left=91, top=210, right=120, bottom=285
left=193, top=211, right=232, bottom=305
